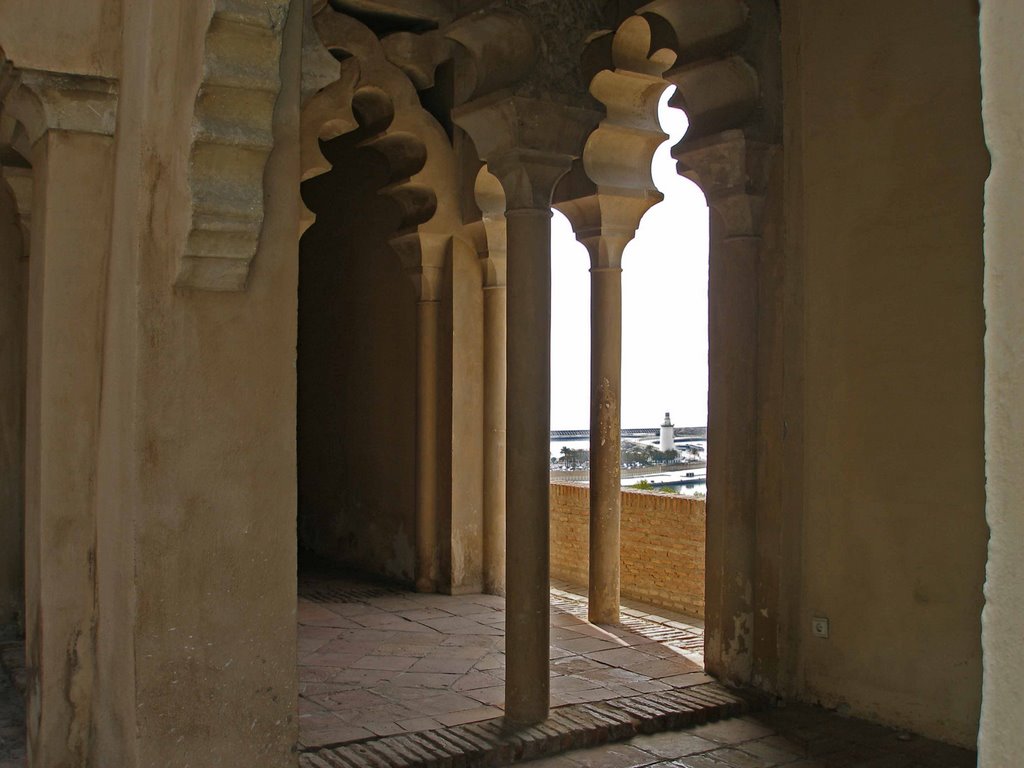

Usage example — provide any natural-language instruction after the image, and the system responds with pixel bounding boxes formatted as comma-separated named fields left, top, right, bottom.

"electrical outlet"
left=812, top=617, right=830, bottom=639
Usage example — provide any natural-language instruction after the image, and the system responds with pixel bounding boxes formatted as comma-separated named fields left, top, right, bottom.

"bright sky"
left=550, top=88, right=710, bottom=431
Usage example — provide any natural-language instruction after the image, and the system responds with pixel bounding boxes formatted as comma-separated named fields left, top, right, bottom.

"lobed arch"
left=565, top=0, right=784, bottom=690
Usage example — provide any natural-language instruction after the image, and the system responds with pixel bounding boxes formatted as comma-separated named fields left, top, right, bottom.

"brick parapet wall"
left=549, top=482, right=705, bottom=618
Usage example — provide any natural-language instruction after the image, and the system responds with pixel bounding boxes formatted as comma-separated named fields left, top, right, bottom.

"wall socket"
left=812, top=617, right=830, bottom=638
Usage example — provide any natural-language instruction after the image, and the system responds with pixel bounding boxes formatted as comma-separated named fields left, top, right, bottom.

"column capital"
left=555, top=191, right=661, bottom=270
left=452, top=94, right=600, bottom=210
left=0, top=62, right=118, bottom=145
left=674, top=130, right=777, bottom=240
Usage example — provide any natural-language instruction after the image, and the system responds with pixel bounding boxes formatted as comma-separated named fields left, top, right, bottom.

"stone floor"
left=298, top=577, right=708, bottom=750
left=0, top=642, right=25, bottom=768
left=0, top=580, right=981, bottom=767
left=520, top=707, right=977, bottom=768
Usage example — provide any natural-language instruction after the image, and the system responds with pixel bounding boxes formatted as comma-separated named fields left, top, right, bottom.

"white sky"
left=550, top=88, right=710, bottom=431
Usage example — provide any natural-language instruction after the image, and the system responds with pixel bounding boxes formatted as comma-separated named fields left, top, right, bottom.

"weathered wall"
left=978, top=2, right=1024, bottom=764
left=298, top=133, right=418, bottom=585
left=550, top=483, right=705, bottom=618
left=91, top=1, right=300, bottom=763
left=0, top=180, right=25, bottom=632
left=782, top=0, right=988, bottom=746
left=0, top=0, right=120, bottom=78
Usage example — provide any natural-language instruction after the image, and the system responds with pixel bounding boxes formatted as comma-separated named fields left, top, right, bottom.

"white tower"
left=659, top=412, right=674, bottom=452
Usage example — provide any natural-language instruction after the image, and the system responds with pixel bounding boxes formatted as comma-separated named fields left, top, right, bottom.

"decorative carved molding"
left=555, top=15, right=670, bottom=269
left=675, top=130, right=775, bottom=239
left=472, top=164, right=506, bottom=287
left=452, top=94, right=599, bottom=210
left=176, top=0, right=290, bottom=292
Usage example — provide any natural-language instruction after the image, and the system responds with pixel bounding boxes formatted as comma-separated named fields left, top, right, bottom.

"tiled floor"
left=298, top=577, right=708, bottom=750
left=520, top=707, right=976, bottom=768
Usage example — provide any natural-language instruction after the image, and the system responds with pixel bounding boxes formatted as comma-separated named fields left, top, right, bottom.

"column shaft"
left=704, top=231, right=759, bottom=683
left=482, top=284, right=507, bottom=595
left=416, top=299, right=440, bottom=592
left=504, top=208, right=552, bottom=726
left=588, top=266, right=622, bottom=624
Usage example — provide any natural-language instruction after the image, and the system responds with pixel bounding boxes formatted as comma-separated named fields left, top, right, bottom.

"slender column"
left=482, top=283, right=507, bottom=594
left=555, top=194, right=659, bottom=625
left=454, top=95, right=598, bottom=727
left=588, top=264, right=622, bottom=623
left=504, top=206, right=557, bottom=724
left=416, top=297, right=441, bottom=592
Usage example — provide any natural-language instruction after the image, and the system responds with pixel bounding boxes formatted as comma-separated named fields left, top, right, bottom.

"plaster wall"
left=978, top=2, right=1024, bottom=764
left=298, top=141, right=417, bottom=585
left=0, top=181, right=25, bottom=632
left=0, top=0, right=121, bottom=78
left=91, top=1, right=300, bottom=762
left=783, top=0, right=988, bottom=746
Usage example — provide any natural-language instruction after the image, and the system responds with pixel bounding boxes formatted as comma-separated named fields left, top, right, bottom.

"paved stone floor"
left=298, top=577, right=708, bottom=750
left=519, top=708, right=976, bottom=768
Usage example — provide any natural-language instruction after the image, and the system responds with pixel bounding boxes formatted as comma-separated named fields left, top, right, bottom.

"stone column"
left=474, top=166, right=508, bottom=596
left=556, top=28, right=669, bottom=622
left=454, top=96, right=597, bottom=726
left=555, top=193, right=658, bottom=625
left=1, top=66, right=118, bottom=766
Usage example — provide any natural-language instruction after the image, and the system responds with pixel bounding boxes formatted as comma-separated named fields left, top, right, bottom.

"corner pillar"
left=675, top=131, right=777, bottom=685
left=1, top=65, right=118, bottom=766
left=454, top=96, right=598, bottom=726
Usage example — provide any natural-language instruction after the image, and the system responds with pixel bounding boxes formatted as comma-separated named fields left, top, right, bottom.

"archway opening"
left=548, top=85, right=711, bottom=634
left=297, top=98, right=420, bottom=588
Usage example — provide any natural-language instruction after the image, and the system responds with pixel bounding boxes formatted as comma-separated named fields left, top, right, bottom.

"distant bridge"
left=551, top=426, right=708, bottom=440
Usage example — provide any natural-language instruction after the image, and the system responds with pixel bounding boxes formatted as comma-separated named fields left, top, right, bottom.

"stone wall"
left=550, top=482, right=705, bottom=618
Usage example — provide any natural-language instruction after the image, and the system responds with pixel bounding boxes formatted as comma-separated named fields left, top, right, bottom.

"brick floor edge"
left=299, top=681, right=759, bottom=768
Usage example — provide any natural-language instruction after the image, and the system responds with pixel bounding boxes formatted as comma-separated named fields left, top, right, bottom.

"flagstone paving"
left=298, top=577, right=708, bottom=750
left=520, top=706, right=977, bottom=768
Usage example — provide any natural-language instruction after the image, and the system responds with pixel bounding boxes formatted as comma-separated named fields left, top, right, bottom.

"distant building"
left=660, top=412, right=675, bottom=452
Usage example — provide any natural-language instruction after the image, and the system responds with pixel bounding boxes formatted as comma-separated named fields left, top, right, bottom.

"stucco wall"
left=0, top=0, right=121, bottom=78
left=978, top=2, right=1024, bottom=764
left=550, top=483, right=705, bottom=618
left=783, top=0, right=988, bottom=746
left=89, top=2, right=301, bottom=763
left=0, top=181, right=25, bottom=632
left=298, top=132, right=418, bottom=585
